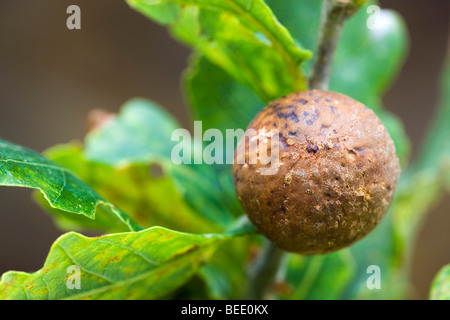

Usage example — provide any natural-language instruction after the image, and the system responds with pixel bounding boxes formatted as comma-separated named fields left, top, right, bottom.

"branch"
left=246, top=239, right=285, bottom=300
left=309, top=0, right=367, bottom=90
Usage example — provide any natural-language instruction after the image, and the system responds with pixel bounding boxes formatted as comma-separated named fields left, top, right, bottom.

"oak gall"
left=233, top=90, right=400, bottom=254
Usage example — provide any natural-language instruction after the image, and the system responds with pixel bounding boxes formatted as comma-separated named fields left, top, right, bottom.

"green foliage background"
left=0, top=0, right=449, bottom=299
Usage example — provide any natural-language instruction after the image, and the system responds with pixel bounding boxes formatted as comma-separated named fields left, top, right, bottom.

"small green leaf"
left=127, top=0, right=311, bottom=101
left=430, top=264, right=450, bottom=300
left=0, top=139, right=140, bottom=232
left=0, top=227, right=228, bottom=300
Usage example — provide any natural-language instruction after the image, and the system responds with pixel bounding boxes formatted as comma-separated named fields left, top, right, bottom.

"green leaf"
left=268, top=0, right=406, bottom=103
left=430, top=264, right=450, bottom=300
left=416, top=55, right=450, bottom=188
left=38, top=143, right=216, bottom=233
left=199, top=236, right=253, bottom=299
left=267, top=0, right=411, bottom=165
left=127, top=0, right=311, bottom=101
left=374, top=109, right=410, bottom=167
left=186, top=55, right=265, bottom=133
left=85, top=98, right=238, bottom=230
left=0, top=227, right=227, bottom=300
left=184, top=56, right=264, bottom=225
left=331, top=8, right=408, bottom=111
left=0, top=139, right=140, bottom=232
left=343, top=206, right=407, bottom=299
left=184, top=56, right=266, bottom=224
left=85, top=98, right=179, bottom=166
left=281, top=250, right=356, bottom=300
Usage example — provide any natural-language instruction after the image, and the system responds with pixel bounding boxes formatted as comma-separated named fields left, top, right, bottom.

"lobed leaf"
left=0, top=227, right=227, bottom=300
left=127, top=0, right=311, bottom=101
left=38, top=143, right=216, bottom=233
left=0, top=139, right=140, bottom=232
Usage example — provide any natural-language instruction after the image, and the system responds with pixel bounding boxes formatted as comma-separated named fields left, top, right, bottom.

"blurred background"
left=0, top=0, right=448, bottom=299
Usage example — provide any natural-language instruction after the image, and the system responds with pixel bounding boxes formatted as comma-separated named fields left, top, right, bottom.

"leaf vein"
left=96, top=239, right=160, bottom=267
left=57, top=243, right=115, bottom=284
left=0, top=158, right=74, bottom=175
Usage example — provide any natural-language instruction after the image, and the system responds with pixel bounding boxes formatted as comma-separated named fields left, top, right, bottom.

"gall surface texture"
left=233, top=90, right=400, bottom=254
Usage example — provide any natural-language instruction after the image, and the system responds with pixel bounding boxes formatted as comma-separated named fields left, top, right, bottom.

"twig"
left=309, top=0, right=367, bottom=90
left=246, top=239, right=285, bottom=300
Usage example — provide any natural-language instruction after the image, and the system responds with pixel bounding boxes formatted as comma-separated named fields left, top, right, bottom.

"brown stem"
left=309, top=0, right=366, bottom=90
left=246, top=239, right=285, bottom=300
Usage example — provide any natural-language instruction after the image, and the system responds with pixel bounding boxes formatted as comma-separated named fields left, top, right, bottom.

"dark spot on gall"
left=302, top=108, right=319, bottom=126
left=276, top=105, right=299, bottom=122
left=328, top=105, right=336, bottom=114
left=270, top=103, right=280, bottom=110
left=295, top=98, right=308, bottom=105
left=276, top=110, right=299, bottom=123
left=306, top=144, right=319, bottom=154
left=273, top=104, right=294, bottom=112
left=289, top=112, right=299, bottom=123
left=278, top=133, right=289, bottom=149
